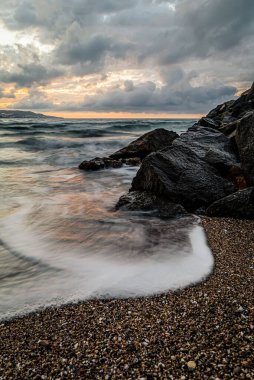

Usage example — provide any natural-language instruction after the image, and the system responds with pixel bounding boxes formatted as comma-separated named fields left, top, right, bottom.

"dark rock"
left=206, top=100, right=235, bottom=120
left=196, top=82, right=254, bottom=138
left=174, top=127, right=238, bottom=176
left=109, top=128, right=178, bottom=160
left=206, top=187, right=254, bottom=219
left=116, top=191, right=187, bottom=218
left=235, top=111, right=254, bottom=185
left=79, top=128, right=178, bottom=171
left=123, top=157, right=141, bottom=166
left=79, top=157, right=106, bottom=171
left=131, top=142, right=236, bottom=212
left=79, top=157, right=122, bottom=171
left=197, top=117, right=220, bottom=130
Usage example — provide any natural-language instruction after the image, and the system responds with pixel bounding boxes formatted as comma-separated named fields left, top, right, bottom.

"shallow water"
left=0, top=118, right=213, bottom=320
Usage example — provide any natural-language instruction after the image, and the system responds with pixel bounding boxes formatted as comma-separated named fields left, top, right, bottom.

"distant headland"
left=0, top=110, right=60, bottom=119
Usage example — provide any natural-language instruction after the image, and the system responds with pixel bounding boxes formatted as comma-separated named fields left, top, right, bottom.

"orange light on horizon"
left=43, top=111, right=204, bottom=119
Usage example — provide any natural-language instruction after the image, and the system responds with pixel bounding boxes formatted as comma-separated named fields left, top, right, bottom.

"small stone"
left=187, top=361, right=196, bottom=370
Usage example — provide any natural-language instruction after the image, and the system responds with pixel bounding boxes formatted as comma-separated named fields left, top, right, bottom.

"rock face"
left=173, top=127, right=238, bottom=176
left=130, top=139, right=236, bottom=212
left=206, top=187, right=254, bottom=219
left=235, top=112, right=254, bottom=186
left=79, top=128, right=178, bottom=171
left=116, top=191, right=187, bottom=218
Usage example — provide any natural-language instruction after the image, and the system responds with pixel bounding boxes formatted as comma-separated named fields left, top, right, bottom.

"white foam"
left=0, top=205, right=214, bottom=320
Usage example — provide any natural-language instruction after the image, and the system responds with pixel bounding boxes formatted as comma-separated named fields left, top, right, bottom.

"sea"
left=0, top=118, right=214, bottom=321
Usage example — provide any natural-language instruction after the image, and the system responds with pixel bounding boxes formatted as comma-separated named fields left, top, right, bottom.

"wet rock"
left=174, top=127, right=238, bottom=176
left=235, top=111, right=254, bottom=185
left=206, top=187, right=254, bottom=219
left=116, top=190, right=187, bottom=218
left=109, top=128, right=178, bottom=160
left=197, top=117, right=220, bottom=130
left=131, top=141, right=236, bottom=212
left=123, top=157, right=141, bottom=166
left=191, top=82, right=254, bottom=140
left=79, top=128, right=178, bottom=171
left=79, top=157, right=123, bottom=170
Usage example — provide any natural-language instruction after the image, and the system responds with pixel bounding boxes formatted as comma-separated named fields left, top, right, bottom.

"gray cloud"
left=56, top=69, right=237, bottom=113
left=0, top=63, right=63, bottom=87
left=0, top=0, right=253, bottom=113
left=11, top=89, right=54, bottom=110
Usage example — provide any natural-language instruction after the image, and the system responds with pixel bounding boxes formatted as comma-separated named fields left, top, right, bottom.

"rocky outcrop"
left=206, top=187, right=254, bottom=219
left=194, top=82, right=254, bottom=138
left=77, top=81, right=254, bottom=219
left=116, top=191, right=187, bottom=218
left=235, top=112, right=254, bottom=186
left=114, top=82, right=254, bottom=218
left=79, top=128, right=178, bottom=171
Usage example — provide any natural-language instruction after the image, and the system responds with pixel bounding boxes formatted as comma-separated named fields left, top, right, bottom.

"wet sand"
left=0, top=217, right=253, bottom=379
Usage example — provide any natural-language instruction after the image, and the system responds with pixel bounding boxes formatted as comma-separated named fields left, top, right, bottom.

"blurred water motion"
left=0, top=118, right=213, bottom=320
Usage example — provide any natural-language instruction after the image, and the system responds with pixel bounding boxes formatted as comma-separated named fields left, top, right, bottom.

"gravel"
left=0, top=217, right=253, bottom=379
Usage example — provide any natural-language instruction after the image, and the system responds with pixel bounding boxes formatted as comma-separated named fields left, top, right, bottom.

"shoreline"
left=0, top=217, right=253, bottom=379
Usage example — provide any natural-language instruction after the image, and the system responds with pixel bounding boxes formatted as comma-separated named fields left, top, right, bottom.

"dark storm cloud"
left=0, top=63, right=63, bottom=87
left=54, top=22, right=133, bottom=74
left=0, top=0, right=253, bottom=113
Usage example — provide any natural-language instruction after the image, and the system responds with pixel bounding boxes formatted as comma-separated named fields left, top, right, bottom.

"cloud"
left=0, top=63, right=63, bottom=87
left=11, top=89, right=54, bottom=110
left=0, top=0, right=253, bottom=113
left=0, top=86, right=15, bottom=98
left=55, top=69, right=237, bottom=113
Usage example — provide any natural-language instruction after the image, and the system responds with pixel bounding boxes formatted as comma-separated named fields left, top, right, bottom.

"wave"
left=14, top=137, right=85, bottom=150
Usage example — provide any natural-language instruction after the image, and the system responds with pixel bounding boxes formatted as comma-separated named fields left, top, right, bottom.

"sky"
left=0, top=0, right=253, bottom=118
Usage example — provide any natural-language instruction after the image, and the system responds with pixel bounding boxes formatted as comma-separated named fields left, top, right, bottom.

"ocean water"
left=0, top=118, right=214, bottom=320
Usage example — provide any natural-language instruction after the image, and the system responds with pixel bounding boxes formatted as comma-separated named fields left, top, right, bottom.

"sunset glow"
left=0, top=1, right=253, bottom=117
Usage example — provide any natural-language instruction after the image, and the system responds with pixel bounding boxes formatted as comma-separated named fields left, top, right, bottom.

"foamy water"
left=0, top=118, right=213, bottom=320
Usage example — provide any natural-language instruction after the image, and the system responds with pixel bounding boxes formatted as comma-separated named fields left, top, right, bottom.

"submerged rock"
left=116, top=190, right=187, bottom=218
left=206, top=187, right=254, bottom=219
left=79, top=157, right=123, bottom=170
left=79, top=128, right=178, bottom=171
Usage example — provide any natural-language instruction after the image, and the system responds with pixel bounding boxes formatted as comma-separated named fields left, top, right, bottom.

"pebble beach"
left=0, top=217, right=253, bottom=380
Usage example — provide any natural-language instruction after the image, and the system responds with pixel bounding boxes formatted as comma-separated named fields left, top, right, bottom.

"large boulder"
left=116, top=190, right=187, bottom=218
left=235, top=112, right=254, bottom=185
left=109, top=128, right=178, bottom=160
left=173, top=127, right=238, bottom=176
left=206, top=187, right=254, bottom=219
left=131, top=141, right=237, bottom=213
left=79, top=128, right=178, bottom=171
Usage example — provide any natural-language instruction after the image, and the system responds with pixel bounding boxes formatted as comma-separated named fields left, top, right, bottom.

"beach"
left=1, top=217, right=253, bottom=379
